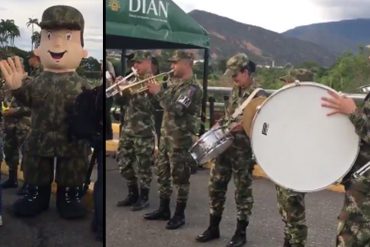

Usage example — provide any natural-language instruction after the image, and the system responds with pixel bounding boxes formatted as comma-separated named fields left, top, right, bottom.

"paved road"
left=106, top=157, right=344, bottom=247
left=0, top=176, right=102, bottom=247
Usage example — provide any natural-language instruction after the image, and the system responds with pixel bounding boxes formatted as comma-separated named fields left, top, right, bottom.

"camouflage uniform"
left=116, top=71, right=156, bottom=191
left=154, top=75, right=202, bottom=203
left=276, top=186, right=307, bottom=247
left=336, top=93, right=370, bottom=246
left=209, top=84, right=257, bottom=221
left=277, top=69, right=313, bottom=247
left=208, top=54, right=263, bottom=222
left=14, top=72, right=91, bottom=186
left=3, top=95, right=31, bottom=172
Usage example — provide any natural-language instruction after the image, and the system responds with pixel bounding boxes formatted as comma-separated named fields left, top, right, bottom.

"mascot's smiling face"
left=34, top=29, right=87, bottom=72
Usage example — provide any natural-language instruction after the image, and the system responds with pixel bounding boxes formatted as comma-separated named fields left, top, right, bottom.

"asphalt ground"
left=106, top=157, right=344, bottom=247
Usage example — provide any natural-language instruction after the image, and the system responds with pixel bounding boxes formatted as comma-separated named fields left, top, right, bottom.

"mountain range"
left=189, top=10, right=370, bottom=67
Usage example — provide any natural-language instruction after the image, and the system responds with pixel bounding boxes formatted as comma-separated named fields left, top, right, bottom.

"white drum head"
left=251, top=82, right=360, bottom=192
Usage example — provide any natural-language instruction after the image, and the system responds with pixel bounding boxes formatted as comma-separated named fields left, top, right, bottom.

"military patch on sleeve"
left=177, top=95, right=192, bottom=108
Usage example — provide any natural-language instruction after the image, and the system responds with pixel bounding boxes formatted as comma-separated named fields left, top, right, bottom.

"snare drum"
left=250, top=82, right=360, bottom=192
left=190, top=127, right=234, bottom=164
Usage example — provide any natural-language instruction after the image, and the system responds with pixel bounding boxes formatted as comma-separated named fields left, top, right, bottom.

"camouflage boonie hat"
left=224, top=53, right=249, bottom=77
left=128, top=51, right=152, bottom=62
left=168, top=50, right=194, bottom=62
left=280, top=68, right=314, bottom=83
left=39, top=5, right=84, bottom=31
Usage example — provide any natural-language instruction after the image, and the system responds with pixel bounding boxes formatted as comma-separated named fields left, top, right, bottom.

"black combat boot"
left=56, top=185, right=87, bottom=219
left=2, top=169, right=18, bottom=189
left=116, top=184, right=138, bottom=207
left=226, top=220, right=249, bottom=247
left=131, top=187, right=149, bottom=211
left=17, top=183, right=29, bottom=196
left=196, top=214, right=222, bottom=242
left=166, top=202, right=186, bottom=230
left=13, top=184, right=51, bottom=217
left=144, top=198, right=171, bottom=220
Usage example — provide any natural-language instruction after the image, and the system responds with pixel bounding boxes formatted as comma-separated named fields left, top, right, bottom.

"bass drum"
left=250, top=82, right=360, bottom=192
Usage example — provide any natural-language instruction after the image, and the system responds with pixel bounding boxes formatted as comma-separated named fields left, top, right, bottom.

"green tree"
left=26, top=18, right=39, bottom=50
left=31, top=31, right=41, bottom=48
left=319, top=50, right=370, bottom=92
left=0, top=19, right=20, bottom=48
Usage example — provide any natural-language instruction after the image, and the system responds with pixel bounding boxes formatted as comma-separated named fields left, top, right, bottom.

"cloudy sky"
left=0, top=0, right=102, bottom=60
left=176, top=0, right=370, bottom=32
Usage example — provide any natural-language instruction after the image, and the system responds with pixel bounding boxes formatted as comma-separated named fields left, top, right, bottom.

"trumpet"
left=105, top=67, right=138, bottom=98
left=117, top=69, right=174, bottom=96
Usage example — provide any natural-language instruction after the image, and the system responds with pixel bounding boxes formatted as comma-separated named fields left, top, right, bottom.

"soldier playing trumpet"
left=116, top=51, right=157, bottom=211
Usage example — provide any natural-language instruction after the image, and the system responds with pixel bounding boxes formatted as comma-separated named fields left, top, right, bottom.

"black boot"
left=196, top=214, right=222, bottom=242
left=131, top=187, right=149, bottom=211
left=57, top=185, right=87, bottom=219
left=2, top=169, right=18, bottom=189
left=13, top=184, right=51, bottom=217
left=17, top=183, right=29, bottom=196
left=116, top=184, right=138, bottom=207
left=166, top=202, right=186, bottom=230
left=226, top=220, right=248, bottom=247
left=144, top=198, right=170, bottom=220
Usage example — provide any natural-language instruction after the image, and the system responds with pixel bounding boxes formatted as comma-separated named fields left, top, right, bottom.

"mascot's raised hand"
left=0, top=56, right=26, bottom=90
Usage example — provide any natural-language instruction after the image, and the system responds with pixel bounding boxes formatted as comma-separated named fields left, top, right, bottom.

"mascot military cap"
left=39, top=5, right=84, bottom=31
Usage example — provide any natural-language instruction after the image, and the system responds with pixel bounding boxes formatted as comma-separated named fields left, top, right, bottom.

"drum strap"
left=231, top=88, right=263, bottom=119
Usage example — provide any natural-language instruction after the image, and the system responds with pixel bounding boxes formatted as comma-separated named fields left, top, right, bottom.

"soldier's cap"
left=168, top=50, right=194, bottom=62
left=280, top=68, right=314, bottom=83
left=39, top=5, right=84, bottom=31
left=224, top=53, right=255, bottom=77
left=125, top=51, right=153, bottom=62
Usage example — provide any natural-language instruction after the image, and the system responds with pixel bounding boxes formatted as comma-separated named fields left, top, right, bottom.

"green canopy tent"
left=106, top=0, right=210, bottom=134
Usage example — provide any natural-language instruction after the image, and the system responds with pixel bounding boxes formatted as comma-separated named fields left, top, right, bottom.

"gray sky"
left=176, top=0, right=370, bottom=32
left=0, top=0, right=102, bottom=60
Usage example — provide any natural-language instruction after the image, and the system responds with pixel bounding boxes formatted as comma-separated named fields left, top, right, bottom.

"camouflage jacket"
left=221, top=83, right=265, bottom=150
left=115, top=76, right=156, bottom=138
left=12, top=71, right=90, bottom=157
left=349, top=95, right=370, bottom=169
left=29, top=67, right=42, bottom=77
left=3, top=95, right=31, bottom=129
left=155, top=76, right=202, bottom=149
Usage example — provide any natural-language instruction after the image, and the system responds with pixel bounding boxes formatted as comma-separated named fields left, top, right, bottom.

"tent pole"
left=200, top=48, right=209, bottom=135
left=121, top=49, right=127, bottom=75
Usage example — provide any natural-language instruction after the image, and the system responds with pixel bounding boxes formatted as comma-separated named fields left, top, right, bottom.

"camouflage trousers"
left=4, top=126, right=29, bottom=171
left=276, top=185, right=307, bottom=246
left=155, top=136, right=195, bottom=204
left=118, top=135, right=154, bottom=190
left=336, top=156, right=370, bottom=247
left=209, top=145, right=254, bottom=221
left=22, top=154, right=89, bottom=186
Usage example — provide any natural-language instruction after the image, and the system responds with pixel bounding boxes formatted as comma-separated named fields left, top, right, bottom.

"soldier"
left=0, top=5, right=91, bottom=218
left=144, top=51, right=202, bottom=230
left=1, top=93, right=31, bottom=194
left=276, top=69, right=314, bottom=247
left=321, top=54, right=370, bottom=246
left=115, top=51, right=156, bottom=211
left=196, top=53, right=266, bottom=247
